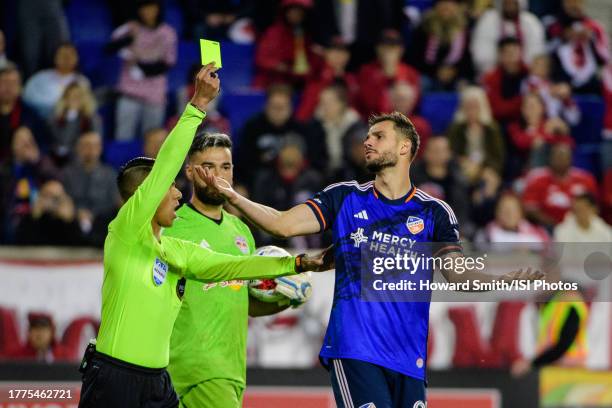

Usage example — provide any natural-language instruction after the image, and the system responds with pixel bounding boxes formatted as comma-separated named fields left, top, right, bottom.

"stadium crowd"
left=0, top=0, right=611, bottom=253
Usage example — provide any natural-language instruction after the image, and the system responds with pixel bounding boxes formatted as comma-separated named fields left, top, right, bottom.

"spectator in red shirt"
left=6, top=313, right=69, bottom=363
left=295, top=37, right=359, bottom=122
left=482, top=37, right=527, bottom=124
left=356, top=29, right=420, bottom=117
left=389, top=81, right=432, bottom=155
left=253, top=0, right=321, bottom=89
left=508, top=92, right=571, bottom=168
left=522, top=141, right=598, bottom=228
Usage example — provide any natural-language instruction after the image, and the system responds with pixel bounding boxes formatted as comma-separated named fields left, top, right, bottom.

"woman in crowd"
left=447, top=86, right=505, bottom=182
left=109, top=0, right=177, bottom=141
left=508, top=92, right=571, bottom=168
left=49, top=82, right=101, bottom=165
left=410, top=0, right=473, bottom=90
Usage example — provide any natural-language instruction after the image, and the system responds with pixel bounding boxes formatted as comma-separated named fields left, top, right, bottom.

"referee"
left=78, top=64, right=329, bottom=407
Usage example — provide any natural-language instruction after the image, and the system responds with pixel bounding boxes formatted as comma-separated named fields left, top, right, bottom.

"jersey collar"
left=186, top=203, right=224, bottom=225
left=372, top=184, right=417, bottom=205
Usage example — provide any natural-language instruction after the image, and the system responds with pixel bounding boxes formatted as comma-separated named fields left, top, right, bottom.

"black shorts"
left=78, top=352, right=179, bottom=408
left=329, top=358, right=426, bottom=408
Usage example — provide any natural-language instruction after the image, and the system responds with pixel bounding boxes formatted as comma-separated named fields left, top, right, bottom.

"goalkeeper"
left=165, top=132, right=311, bottom=408
left=78, top=64, right=328, bottom=408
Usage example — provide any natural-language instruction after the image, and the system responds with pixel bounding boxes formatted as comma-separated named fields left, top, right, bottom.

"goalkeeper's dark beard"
left=194, top=184, right=226, bottom=206
left=365, top=151, right=398, bottom=173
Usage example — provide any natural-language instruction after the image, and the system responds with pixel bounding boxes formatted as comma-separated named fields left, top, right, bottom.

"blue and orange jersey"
left=305, top=180, right=461, bottom=380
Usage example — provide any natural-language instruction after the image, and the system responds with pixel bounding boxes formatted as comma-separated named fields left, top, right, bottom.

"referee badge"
left=152, top=257, right=168, bottom=286
left=406, top=216, right=425, bottom=234
left=234, top=236, right=249, bottom=254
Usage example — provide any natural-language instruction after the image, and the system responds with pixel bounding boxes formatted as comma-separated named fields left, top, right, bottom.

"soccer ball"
left=248, top=246, right=292, bottom=303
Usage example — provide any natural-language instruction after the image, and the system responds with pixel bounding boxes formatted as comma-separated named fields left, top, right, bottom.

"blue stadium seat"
left=420, top=92, right=459, bottom=134
left=163, top=0, right=184, bottom=37
left=407, top=0, right=435, bottom=12
left=220, top=42, right=255, bottom=90
left=573, top=95, right=604, bottom=144
left=168, top=41, right=199, bottom=94
left=104, top=140, right=143, bottom=170
left=573, top=143, right=601, bottom=176
left=219, top=90, right=266, bottom=147
left=76, top=42, right=121, bottom=88
left=65, top=0, right=113, bottom=44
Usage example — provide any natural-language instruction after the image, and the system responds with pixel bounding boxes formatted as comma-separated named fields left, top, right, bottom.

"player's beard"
left=194, top=184, right=226, bottom=206
left=365, top=151, right=398, bottom=173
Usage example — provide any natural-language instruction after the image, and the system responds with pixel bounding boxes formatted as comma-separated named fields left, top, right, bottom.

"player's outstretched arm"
left=437, top=252, right=543, bottom=292
left=162, top=237, right=332, bottom=282
left=112, top=64, right=220, bottom=236
left=196, top=166, right=321, bottom=237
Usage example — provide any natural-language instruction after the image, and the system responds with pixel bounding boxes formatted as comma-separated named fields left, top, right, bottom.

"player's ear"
left=399, top=139, right=411, bottom=157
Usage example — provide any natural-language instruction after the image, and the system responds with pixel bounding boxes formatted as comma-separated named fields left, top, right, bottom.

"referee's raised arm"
left=111, top=63, right=220, bottom=238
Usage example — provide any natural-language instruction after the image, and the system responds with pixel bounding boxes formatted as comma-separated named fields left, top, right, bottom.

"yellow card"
left=200, top=39, right=222, bottom=68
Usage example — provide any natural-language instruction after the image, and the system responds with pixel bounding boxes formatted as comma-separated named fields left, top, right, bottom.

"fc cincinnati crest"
left=152, top=257, right=168, bottom=286
left=406, top=216, right=425, bottom=234
left=234, top=236, right=249, bottom=254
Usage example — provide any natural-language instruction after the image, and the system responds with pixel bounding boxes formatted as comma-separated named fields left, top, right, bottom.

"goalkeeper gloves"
left=275, top=272, right=312, bottom=308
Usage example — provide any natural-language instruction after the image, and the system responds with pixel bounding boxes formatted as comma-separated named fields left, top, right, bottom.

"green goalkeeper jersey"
left=166, top=204, right=255, bottom=393
left=96, top=105, right=297, bottom=369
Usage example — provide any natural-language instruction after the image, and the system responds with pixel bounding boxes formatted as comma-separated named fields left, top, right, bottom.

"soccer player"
left=200, top=111, right=540, bottom=407
left=164, top=132, right=309, bottom=407
left=78, top=64, right=329, bottom=408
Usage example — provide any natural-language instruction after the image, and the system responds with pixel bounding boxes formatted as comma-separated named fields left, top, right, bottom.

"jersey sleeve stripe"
left=415, top=191, right=458, bottom=224
left=415, top=191, right=456, bottom=223
left=323, top=180, right=373, bottom=192
left=305, top=200, right=327, bottom=231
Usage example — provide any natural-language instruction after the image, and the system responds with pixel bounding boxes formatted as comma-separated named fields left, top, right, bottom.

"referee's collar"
left=372, top=184, right=416, bottom=205
left=186, top=203, right=223, bottom=225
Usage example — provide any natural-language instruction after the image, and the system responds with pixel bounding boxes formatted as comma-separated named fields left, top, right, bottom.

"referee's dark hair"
left=117, top=157, right=155, bottom=201
left=369, top=111, right=420, bottom=160
left=187, top=132, right=232, bottom=160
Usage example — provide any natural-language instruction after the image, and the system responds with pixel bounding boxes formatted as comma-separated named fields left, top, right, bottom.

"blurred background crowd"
left=0, top=0, right=610, bottom=252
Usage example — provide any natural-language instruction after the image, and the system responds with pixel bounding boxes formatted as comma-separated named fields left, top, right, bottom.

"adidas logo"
left=354, top=210, right=369, bottom=220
